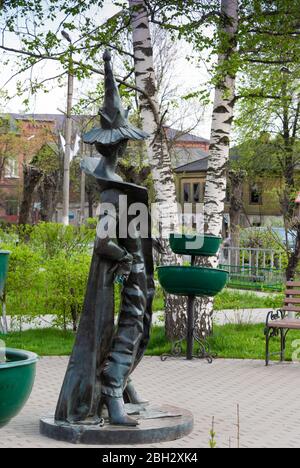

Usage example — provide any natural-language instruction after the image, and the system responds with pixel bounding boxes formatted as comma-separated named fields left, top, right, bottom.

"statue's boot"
left=123, top=381, right=149, bottom=405
left=99, top=394, right=139, bottom=427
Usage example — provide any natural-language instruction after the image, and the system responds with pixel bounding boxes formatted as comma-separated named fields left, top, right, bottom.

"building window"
left=6, top=200, right=18, bottom=216
left=193, top=183, right=201, bottom=203
left=5, top=158, right=19, bottom=178
left=182, top=180, right=205, bottom=204
left=183, top=183, right=191, bottom=203
left=250, top=184, right=262, bottom=205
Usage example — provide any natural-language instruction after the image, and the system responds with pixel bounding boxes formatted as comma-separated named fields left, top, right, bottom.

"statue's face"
left=96, top=140, right=128, bottom=159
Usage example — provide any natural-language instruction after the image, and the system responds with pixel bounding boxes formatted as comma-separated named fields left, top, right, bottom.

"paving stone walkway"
left=1, top=356, right=300, bottom=448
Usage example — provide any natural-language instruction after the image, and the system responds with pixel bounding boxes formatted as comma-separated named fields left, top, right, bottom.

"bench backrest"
left=283, top=282, right=300, bottom=313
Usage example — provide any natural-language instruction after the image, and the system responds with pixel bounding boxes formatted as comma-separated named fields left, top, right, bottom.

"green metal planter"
left=157, top=266, right=228, bottom=297
left=158, top=234, right=228, bottom=362
left=0, top=349, right=38, bottom=428
left=169, top=234, right=222, bottom=257
left=0, top=251, right=10, bottom=297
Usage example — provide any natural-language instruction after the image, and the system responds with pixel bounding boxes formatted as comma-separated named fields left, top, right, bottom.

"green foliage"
left=4, top=244, right=45, bottom=322
left=0, top=222, right=164, bottom=330
left=0, top=223, right=95, bottom=329
left=30, top=144, right=60, bottom=174
left=241, top=228, right=283, bottom=250
left=1, top=0, right=299, bottom=111
left=45, top=253, right=91, bottom=330
left=28, top=222, right=95, bottom=259
left=239, top=228, right=288, bottom=270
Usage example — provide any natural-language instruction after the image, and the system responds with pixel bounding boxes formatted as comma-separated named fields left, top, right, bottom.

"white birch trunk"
left=130, top=0, right=179, bottom=249
left=194, top=0, right=239, bottom=337
left=130, top=0, right=188, bottom=341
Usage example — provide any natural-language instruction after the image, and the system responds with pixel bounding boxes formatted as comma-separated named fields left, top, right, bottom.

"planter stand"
left=158, top=235, right=228, bottom=363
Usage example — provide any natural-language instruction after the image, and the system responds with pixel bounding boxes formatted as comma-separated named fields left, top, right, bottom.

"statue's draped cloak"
left=55, top=177, right=154, bottom=424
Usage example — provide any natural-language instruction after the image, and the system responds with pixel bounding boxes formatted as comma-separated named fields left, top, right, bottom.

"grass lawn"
left=214, top=289, right=284, bottom=311
left=152, top=288, right=284, bottom=312
left=1, top=323, right=298, bottom=361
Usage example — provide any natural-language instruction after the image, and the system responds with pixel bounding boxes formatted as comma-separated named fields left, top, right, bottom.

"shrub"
left=28, top=222, right=95, bottom=259
left=4, top=244, right=45, bottom=328
left=0, top=223, right=95, bottom=330
left=45, top=253, right=91, bottom=331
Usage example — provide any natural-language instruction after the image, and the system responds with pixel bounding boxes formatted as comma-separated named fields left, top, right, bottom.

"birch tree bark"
left=194, top=0, right=239, bottom=337
left=130, top=0, right=188, bottom=341
left=129, top=0, right=178, bottom=248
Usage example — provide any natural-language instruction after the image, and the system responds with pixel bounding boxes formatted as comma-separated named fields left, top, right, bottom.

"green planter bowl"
left=157, top=266, right=229, bottom=297
left=169, top=234, right=222, bottom=257
left=0, top=251, right=10, bottom=297
left=0, top=349, right=38, bottom=428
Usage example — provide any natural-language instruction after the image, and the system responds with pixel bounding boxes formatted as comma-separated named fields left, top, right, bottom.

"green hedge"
left=0, top=222, right=163, bottom=331
left=0, top=223, right=95, bottom=330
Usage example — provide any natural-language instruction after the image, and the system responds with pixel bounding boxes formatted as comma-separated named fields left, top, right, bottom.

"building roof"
left=6, top=113, right=93, bottom=132
left=3, top=115, right=211, bottom=169
left=165, top=126, right=210, bottom=144
left=174, top=157, right=209, bottom=173
left=171, top=147, right=208, bottom=169
left=8, top=113, right=65, bottom=127
left=4, top=116, right=210, bottom=144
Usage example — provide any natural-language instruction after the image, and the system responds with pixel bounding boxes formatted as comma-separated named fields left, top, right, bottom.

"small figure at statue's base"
left=40, top=405, right=193, bottom=445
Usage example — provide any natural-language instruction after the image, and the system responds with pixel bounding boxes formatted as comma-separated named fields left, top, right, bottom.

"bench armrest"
left=266, top=309, right=285, bottom=328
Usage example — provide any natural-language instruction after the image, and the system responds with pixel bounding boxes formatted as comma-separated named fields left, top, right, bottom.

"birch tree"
left=192, top=0, right=239, bottom=335
left=129, top=0, right=191, bottom=340
left=129, top=0, right=179, bottom=248
left=146, top=0, right=239, bottom=337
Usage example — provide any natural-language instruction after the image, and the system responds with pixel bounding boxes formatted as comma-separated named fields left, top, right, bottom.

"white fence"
left=219, top=247, right=285, bottom=290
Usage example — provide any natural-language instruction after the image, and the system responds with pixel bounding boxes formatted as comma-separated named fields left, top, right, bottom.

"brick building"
left=0, top=115, right=58, bottom=223
left=0, top=113, right=94, bottom=224
left=1, top=114, right=283, bottom=228
left=0, top=115, right=210, bottom=224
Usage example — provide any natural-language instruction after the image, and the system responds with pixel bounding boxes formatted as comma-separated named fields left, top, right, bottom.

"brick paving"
left=1, top=356, right=300, bottom=448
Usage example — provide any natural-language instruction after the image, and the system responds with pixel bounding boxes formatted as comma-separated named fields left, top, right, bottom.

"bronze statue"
left=55, top=50, right=155, bottom=427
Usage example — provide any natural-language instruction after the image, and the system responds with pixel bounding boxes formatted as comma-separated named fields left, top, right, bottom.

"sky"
left=0, top=0, right=213, bottom=139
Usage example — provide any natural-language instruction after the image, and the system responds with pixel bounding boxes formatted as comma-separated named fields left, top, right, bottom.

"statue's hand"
left=114, top=252, right=133, bottom=285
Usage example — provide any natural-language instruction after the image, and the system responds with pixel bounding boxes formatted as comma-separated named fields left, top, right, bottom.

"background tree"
left=146, top=0, right=300, bottom=335
left=146, top=0, right=239, bottom=337
left=234, top=0, right=300, bottom=280
left=34, top=143, right=63, bottom=222
left=228, top=168, right=247, bottom=251
left=19, top=164, right=43, bottom=225
left=0, top=116, right=20, bottom=180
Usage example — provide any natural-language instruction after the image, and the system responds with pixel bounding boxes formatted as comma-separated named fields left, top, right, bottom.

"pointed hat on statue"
left=83, top=50, right=149, bottom=145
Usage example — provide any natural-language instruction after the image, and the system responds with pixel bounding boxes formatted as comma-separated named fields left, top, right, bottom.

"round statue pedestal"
left=40, top=404, right=193, bottom=445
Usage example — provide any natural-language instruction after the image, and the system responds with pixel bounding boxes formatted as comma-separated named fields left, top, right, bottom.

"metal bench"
left=265, top=281, right=300, bottom=366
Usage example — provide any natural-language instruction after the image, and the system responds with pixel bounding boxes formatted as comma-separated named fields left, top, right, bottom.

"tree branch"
left=246, top=58, right=298, bottom=65
left=0, top=44, right=158, bottom=125
left=236, top=93, right=281, bottom=100
left=247, top=29, right=300, bottom=37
